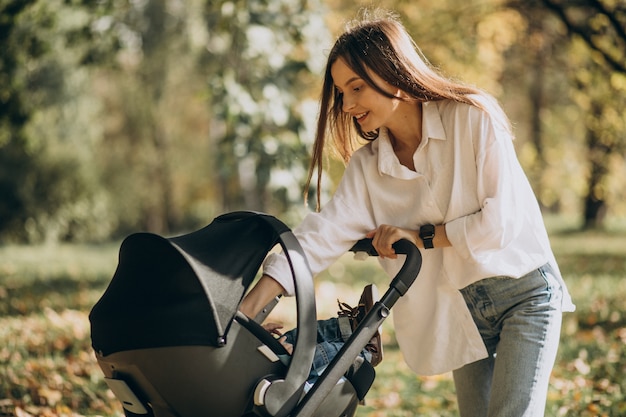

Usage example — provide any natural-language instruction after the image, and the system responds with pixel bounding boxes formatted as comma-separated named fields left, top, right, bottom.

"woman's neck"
left=387, top=101, right=423, bottom=156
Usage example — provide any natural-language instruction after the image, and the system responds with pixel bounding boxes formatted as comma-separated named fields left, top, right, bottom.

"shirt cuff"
left=444, top=218, right=472, bottom=261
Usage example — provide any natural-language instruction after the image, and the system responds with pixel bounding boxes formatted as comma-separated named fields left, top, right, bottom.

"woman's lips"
left=354, top=111, right=369, bottom=123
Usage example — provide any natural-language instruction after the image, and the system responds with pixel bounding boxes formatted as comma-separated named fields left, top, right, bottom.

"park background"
left=1, top=0, right=625, bottom=415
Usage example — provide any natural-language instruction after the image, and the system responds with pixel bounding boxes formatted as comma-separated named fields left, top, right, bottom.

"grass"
left=1, top=225, right=626, bottom=416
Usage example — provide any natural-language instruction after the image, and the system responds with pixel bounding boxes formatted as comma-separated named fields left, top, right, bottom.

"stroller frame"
left=90, top=211, right=421, bottom=417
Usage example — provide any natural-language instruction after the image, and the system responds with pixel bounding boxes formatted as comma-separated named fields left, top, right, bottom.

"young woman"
left=240, top=9, right=574, bottom=417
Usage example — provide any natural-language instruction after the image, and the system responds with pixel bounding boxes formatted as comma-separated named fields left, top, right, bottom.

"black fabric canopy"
left=90, top=212, right=291, bottom=356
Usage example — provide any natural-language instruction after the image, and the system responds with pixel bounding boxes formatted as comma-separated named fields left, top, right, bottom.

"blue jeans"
left=453, top=264, right=563, bottom=417
left=283, top=317, right=372, bottom=382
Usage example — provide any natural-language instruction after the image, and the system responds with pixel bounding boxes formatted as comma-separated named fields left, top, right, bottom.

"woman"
left=241, top=9, right=574, bottom=417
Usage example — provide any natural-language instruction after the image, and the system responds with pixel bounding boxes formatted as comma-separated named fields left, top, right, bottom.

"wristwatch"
left=419, top=224, right=435, bottom=249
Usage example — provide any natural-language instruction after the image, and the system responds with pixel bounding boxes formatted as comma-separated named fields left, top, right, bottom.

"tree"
left=0, top=0, right=333, bottom=241
left=535, top=0, right=626, bottom=228
left=0, top=0, right=222, bottom=241
left=94, top=0, right=205, bottom=235
left=0, top=1, right=54, bottom=240
left=540, top=0, right=626, bottom=74
left=0, top=0, right=120, bottom=242
left=202, top=0, right=331, bottom=221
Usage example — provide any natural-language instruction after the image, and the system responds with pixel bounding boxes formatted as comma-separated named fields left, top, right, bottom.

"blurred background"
left=1, top=1, right=626, bottom=416
left=1, top=0, right=625, bottom=243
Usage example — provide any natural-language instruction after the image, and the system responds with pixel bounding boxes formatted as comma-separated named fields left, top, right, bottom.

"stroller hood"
left=90, top=212, right=290, bottom=356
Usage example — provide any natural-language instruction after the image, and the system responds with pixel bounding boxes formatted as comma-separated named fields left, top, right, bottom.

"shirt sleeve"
left=445, top=106, right=528, bottom=264
left=262, top=154, right=376, bottom=296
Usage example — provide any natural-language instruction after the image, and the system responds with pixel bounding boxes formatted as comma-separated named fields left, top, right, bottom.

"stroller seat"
left=90, top=212, right=406, bottom=417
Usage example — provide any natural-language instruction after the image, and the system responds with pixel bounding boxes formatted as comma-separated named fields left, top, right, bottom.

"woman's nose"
left=342, top=94, right=355, bottom=113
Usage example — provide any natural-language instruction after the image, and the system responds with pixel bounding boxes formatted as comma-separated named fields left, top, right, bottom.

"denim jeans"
left=283, top=317, right=372, bottom=382
left=453, top=264, right=563, bottom=417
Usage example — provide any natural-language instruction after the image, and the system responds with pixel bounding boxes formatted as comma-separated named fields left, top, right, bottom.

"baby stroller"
left=90, top=211, right=422, bottom=417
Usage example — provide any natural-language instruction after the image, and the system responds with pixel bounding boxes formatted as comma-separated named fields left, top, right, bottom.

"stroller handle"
left=350, top=238, right=422, bottom=296
left=291, top=238, right=422, bottom=417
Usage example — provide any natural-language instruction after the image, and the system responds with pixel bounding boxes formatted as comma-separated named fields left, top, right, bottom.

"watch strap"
left=419, top=224, right=435, bottom=249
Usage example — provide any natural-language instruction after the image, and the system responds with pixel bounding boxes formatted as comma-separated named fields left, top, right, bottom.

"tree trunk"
left=582, top=102, right=611, bottom=230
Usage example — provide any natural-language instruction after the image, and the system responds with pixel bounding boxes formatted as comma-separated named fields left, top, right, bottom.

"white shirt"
left=264, top=99, right=575, bottom=375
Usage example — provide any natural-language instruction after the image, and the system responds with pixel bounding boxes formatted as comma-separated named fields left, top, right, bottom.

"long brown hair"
left=305, top=9, right=512, bottom=210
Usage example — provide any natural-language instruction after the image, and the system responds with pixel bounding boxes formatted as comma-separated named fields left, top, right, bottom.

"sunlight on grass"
left=0, top=243, right=118, bottom=284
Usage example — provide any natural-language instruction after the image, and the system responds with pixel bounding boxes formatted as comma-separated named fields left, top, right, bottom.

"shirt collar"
left=422, top=100, right=447, bottom=143
left=376, top=101, right=447, bottom=178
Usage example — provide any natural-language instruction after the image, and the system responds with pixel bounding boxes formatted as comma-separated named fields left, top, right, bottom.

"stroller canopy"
left=90, top=212, right=292, bottom=356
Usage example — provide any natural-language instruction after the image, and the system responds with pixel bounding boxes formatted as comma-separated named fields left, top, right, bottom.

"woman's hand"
left=366, top=225, right=419, bottom=259
left=366, top=224, right=451, bottom=257
left=262, top=322, right=285, bottom=336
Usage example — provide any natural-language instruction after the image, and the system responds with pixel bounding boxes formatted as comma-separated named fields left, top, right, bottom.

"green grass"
left=1, top=227, right=625, bottom=416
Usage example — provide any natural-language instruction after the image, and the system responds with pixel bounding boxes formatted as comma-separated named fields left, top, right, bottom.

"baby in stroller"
left=252, top=284, right=383, bottom=384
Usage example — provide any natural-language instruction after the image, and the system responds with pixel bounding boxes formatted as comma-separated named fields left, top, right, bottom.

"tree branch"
left=589, top=0, right=626, bottom=42
left=539, top=0, right=626, bottom=74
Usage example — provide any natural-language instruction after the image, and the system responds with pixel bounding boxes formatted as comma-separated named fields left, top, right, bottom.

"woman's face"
left=331, top=57, right=401, bottom=132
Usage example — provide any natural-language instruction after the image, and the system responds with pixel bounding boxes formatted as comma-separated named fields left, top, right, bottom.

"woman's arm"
left=239, top=274, right=286, bottom=318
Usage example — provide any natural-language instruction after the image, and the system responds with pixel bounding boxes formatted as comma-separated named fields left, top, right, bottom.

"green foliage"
left=1, top=0, right=625, bottom=244
left=1, top=0, right=333, bottom=241
left=204, top=0, right=331, bottom=217
left=0, top=0, right=121, bottom=243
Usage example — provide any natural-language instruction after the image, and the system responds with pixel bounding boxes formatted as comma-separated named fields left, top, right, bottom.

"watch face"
left=420, top=224, right=435, bottom=238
